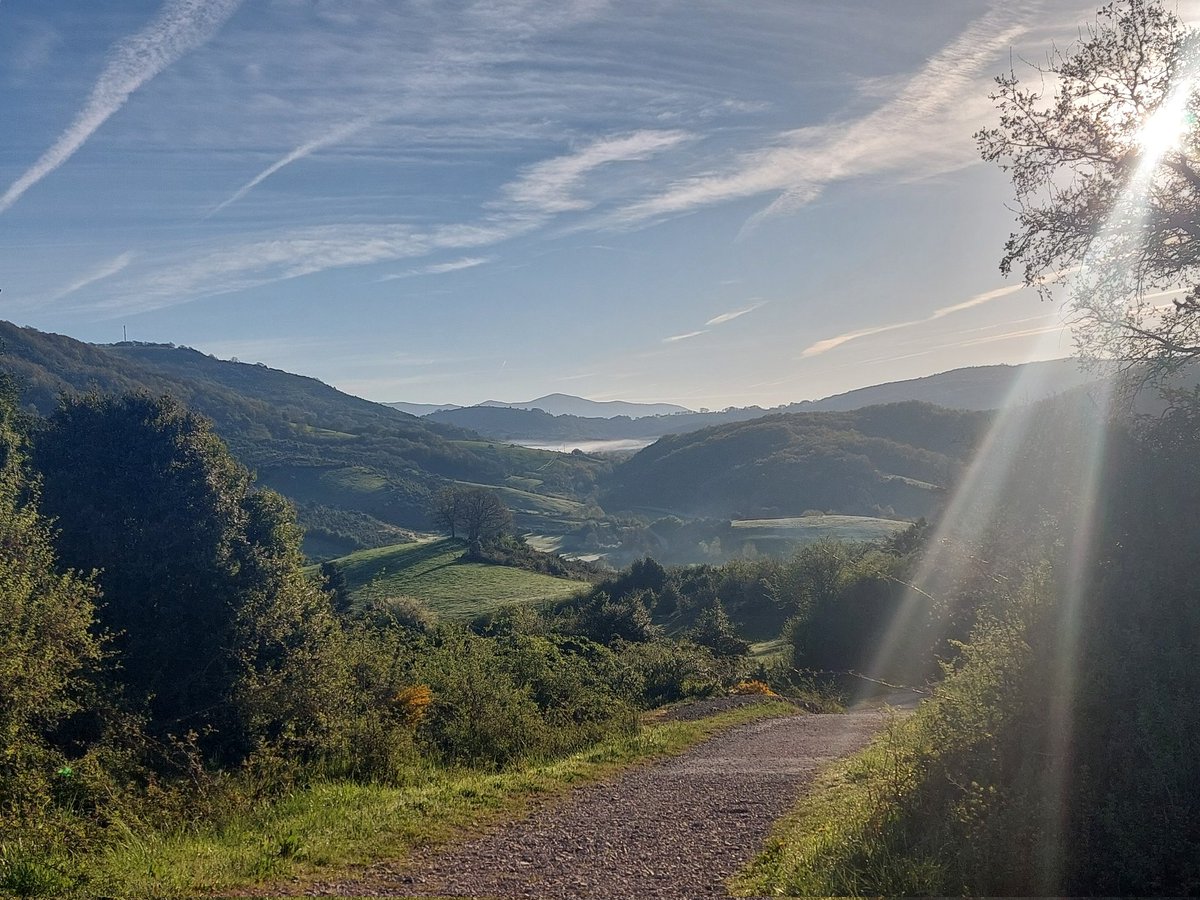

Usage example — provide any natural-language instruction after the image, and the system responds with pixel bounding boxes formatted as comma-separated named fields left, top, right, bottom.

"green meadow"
left=326, top=538, right=588, bottom=619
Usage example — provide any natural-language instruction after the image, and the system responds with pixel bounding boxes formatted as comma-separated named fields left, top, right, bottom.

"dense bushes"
left=0, top=386, right=769, bottom=894
left=0, top=379, right=103, bottom=843
left=32, top=393, right=351, bottom=766
left=413, top=629, right=636, bottom=767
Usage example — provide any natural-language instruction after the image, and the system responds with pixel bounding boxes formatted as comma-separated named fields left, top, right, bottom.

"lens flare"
left=864, top=66, right=1200, bottom=894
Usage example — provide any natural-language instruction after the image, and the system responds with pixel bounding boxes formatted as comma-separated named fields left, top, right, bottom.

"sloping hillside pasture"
left=328, top=539, right=588, bottom=619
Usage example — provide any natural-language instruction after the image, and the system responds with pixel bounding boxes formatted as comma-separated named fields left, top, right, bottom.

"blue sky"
left=1, top=0, right=1174, bottom=408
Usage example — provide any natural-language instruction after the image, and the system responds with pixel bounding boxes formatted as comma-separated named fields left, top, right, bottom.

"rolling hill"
left=0, top=322, right=608, bottom=557
left=601, top=402, right=988, bottom=520
left=786, top=358, right=1104, bottom=412
left=427, top=360, right=1100, bottom=447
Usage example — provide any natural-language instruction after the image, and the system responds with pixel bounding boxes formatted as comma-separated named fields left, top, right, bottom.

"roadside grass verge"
left=730, top=713, right=942, bottom=898
left=732, top=596, right=1043, bottom=898
left=89, top=701, right=797, bottom=899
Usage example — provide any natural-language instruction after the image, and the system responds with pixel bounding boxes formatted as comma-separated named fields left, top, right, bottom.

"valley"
left=0, top=321, right=1000, bottom=566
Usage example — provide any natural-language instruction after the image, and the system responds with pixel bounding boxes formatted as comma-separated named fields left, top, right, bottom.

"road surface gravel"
left=305, top=707, right=886, bottom=899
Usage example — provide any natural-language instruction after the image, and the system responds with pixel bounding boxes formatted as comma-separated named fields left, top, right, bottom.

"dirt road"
left=306, top=707, right=886, bottom=899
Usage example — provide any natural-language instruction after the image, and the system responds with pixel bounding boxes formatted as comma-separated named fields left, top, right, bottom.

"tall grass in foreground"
left=733, top=577, right=1047, bottom=897
left=85, top=701, right=794, bottom=899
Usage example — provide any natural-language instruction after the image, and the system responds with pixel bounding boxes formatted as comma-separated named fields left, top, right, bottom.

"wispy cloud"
left=706, top=300, right=767, bottom=326
left=88, top=131, right=689, bottom=313
left=800, top=321, right=916, bottom=359
left=663, top=330, right=707, bottom=343
left=611, top=1, right=1041, bottom=229
left=207, top=116, right=373, bottom=216
left=800, top=282, right=1029, bottom=359
left=91, top=221, right=511, bottom=312
left=929, top=283, right=1025, bottom=318
left=49, top=251, right=137, bottom=302
left=0, top=0, right=242, bottom=215
left=203, top=0, right=627, bottom=213
left=378, top=256, right=493, bottom=281
left=501, top=130, right=691, bottom=215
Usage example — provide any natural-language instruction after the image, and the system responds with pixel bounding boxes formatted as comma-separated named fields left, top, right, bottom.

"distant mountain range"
left=384, top=401, right=464, bottom=416
left=389, top=393, right=692, bottom=419
left=423, top=360, right=1105, bottom=445
left=785, top=359, right=1104, bottom=412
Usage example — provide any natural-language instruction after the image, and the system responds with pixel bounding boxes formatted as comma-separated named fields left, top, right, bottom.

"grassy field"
left=453, top=480, right=584, bottom=516
left=328, top=538, right=587, bottom=619
left=749, top=637, right=789, bottom=663
left=731, top=515, right=911, bottom=544
left=89, top=702, right=798, bottom=899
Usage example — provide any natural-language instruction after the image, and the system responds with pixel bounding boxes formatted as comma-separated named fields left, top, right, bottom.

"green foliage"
left=415, top=629, right=635, bottom=768
left=738, top=572, right=1053, bottom=897
left=780, top=542, right=915, bottom=677
left=0, top=377, right=103, bottom=839
left=743, top=394, right=1200, bottom=896
left=687, top=605, right=751, bottom=658
left=613, top=640, right=725, bottom=706
left=0, top=842, right=77, bottom=898
left=32, top=393, right=348, bottom=765
left=465, top=533, right=603, bottom=581
left=574, top=591, right=663, bottom=645
left=33, top=393, right=253, bottom=743
left=357, top=595, right=439, bottom=633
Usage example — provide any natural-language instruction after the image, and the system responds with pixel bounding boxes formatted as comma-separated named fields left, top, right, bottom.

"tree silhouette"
left=978, top=0, right=1200, bottom=382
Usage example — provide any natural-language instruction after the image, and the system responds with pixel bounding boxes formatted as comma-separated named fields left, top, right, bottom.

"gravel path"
left=306, top=708, right=885, bottom=899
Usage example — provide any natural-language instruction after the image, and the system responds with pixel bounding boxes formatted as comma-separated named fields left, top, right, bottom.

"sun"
left=1135, top=86, right=1194, bottom=163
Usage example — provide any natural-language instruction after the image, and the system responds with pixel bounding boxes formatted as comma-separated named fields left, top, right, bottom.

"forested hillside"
left=602, top=403, right=987, bottom=519
left=0, top=322, right=608, bottom=556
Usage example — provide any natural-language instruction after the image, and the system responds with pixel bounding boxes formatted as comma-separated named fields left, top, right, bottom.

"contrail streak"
left=0, top=0, right=242, bottom=215
left=206, top=116, right=376, bottom=217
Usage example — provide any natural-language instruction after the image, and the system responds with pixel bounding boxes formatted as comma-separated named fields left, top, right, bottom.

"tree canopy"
left=33, top=393, right=345, bottom=761
left=429, top=485, right=513, bottom=545
left=0, top=377, right=102, bottom=821
left=978, top=0, right=1200, bottom=380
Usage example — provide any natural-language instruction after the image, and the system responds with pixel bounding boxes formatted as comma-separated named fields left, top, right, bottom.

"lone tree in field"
left=978, top=0, right=1200, bottom=382
left=430, top=484, right=512, bottom=545
left=460, top=487, right=513, bottom=544
left=431, top=485, right=464, bottom=538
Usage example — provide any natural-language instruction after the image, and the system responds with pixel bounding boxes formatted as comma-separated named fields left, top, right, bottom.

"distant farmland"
left=730, top=515, right=911, bottom=544
left=325, top=538, right=588, bottom=620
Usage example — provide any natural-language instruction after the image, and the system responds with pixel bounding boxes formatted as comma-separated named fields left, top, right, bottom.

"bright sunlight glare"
left=1136, top=83, right=1195, bottom=169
